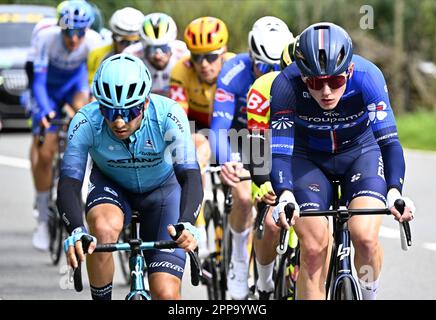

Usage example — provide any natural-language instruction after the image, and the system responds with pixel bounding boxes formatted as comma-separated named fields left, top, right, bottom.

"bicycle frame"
left=284, top=182, right=410, bottom=300
left=73, top=211, right=201, bottom=300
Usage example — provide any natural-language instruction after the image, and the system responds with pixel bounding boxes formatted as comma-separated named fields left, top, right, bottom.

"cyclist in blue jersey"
left=57, top=54, right=203, bottom=300
left=30, top=0, right=102, bottom=251
left=209, top=16, right=294, bottom=300
left=270, top=22, right=415, bottom=300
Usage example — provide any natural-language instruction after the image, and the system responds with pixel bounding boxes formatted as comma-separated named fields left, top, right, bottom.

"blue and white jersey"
left=210, top=53, right=256, bottom=164
left=32, top=25, right=102, bottom=118
left=270, top=54, right=405, bottom=194
left=61, top=94, right=198, bottom=193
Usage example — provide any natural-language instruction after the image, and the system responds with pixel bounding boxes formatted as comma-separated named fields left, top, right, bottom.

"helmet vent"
left=115, top=85, right=123, bottom=103
left=336, top=47, right=345, bottom=69
left=127, top=83, right=136, bottom=99
left=318, top=49, right=326, bottom=73
left=138, top=82, right=146, bottom=96
left=94, top=80, right=101, bottom=96
left=250, top=36, right=260, bottom=55
left=103, top=82, right=111, bottom=100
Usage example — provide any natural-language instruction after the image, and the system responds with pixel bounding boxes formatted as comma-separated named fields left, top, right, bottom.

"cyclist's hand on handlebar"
left=272, top=191, right=300, bottom=229
left=219, top=161, right=243, bottom=187
left=255, top=181, right=277, bottom=205
left=40, top=111, right=56, bottom=129
left=168, top=222, right=199, bottom=252
left=387, top=188, right=416, bottom=222
left=64, top=227, right=96, bottom=269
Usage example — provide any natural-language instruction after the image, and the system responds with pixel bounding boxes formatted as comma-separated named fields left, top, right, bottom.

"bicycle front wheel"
left=334, top=277, right=357, bottom=300
left=48, top=206, right=63, bottom=265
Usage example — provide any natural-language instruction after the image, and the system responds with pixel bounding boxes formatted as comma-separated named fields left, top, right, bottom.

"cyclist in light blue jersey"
left=270, top=22, right=415, bottom=300
left=30, top=0, right=102, bottom=251
left=57, top=54, right=203, bottom=300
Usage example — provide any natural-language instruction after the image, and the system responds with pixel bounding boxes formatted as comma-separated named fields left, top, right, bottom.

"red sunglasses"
left=305, top=74, right=348, bottom=90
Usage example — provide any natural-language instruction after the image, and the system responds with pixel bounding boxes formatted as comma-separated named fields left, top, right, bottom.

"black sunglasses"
left=191, top=53, right=220, bottom=64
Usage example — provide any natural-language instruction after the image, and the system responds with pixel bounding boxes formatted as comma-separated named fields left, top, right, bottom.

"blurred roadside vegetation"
left=396, top=110, right=436, bottom=150
left=3, top=0, right=436, bottom=117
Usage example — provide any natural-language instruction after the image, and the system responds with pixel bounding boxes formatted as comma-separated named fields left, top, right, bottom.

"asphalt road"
left=1, top=131, right=435, bottom=300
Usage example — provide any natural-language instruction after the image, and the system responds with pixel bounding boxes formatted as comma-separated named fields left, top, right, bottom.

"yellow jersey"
left=169, top=52, right=235, bottom=129
left=87, top=43, right=114, bottom=86
left=246, top=71, right=279, bottom=131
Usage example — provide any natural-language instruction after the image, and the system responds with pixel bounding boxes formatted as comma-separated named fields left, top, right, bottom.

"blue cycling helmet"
left=294, top=22, right=353, bottom=76
left=58, top=0, right=95, bottom=30
left=93, top=54, right=152, bottom=109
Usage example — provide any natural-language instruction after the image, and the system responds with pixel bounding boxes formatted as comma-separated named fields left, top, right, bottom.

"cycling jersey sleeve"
left=362, top=64, right=405, bottom=192
left=57, top=111, right=94, bottom=233
left=164, top=102, right=203, bottom=224
left=209, top=80, right=236, bottom=165
left=32, top=71, right=52, bottom=122
left=60, top=111, right=94, bottom=181
left=164, top=101, right=197, bottom=168
left=269, top=72, right=296, bottom=196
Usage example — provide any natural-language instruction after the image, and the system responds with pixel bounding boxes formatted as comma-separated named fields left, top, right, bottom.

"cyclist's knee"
left=300, top=239, right=329, bottom=274
left=87, top=207, right=123, bottom=242
left=233, top=185, right=253, bottom=214
left=150, top=274, right=181, bottom=300
left=193, top=133, right=211, bottom=167
left=352, top=234, right=380, bottom=259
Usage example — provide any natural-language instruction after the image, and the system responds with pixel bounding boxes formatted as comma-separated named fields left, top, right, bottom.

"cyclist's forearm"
left=32, top=72, right=52, bottom=118
left=56, top=176, right=85, bottom=234
left=175, top=167, right=204, bottom=225
left=270, top=154, right=294, bottom=195
left=379, top=140, right=405, bottom=193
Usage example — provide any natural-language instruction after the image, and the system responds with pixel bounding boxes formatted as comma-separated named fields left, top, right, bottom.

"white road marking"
left=379, top=225, right=400, bottom=239
left=422, top=243, right=436, bottom=252
left=0, top=155, right=30, bottom=169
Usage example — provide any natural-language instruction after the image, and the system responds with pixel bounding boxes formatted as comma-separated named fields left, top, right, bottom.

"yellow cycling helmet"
left=184, top=17, right=228, bottom=54
left=280, top=36, right=298, bottom=70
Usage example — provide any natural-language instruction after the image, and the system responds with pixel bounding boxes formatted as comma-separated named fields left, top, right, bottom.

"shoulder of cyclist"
left=247, top=71, right=279, bottom=131
left=88, top=43, right=114, bottom=85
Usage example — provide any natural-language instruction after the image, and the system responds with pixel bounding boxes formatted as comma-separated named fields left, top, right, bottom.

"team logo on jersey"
left=144, top=139, right=154, bottom=149
left=104, top=186, right=118, bottom=197
left=367, top=101, right=388, bottom=123
left=170, top=85, right=187, bottom=102
left=214, top=88, right=235, bottom=103
left=308, top=184, right=320, bottom=192
left=247, top=89, right=269, bottom=117
left=351, top=173, right=361, bottom=182
left=271, top=116, right=293, bottom=130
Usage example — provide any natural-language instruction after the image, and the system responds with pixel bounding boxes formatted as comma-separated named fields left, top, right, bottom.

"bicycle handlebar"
left=73, top=235, right=202, bottom=292
left=38, top=117, right=71, bottom=147
left=278, top=199, right=412, bottom=253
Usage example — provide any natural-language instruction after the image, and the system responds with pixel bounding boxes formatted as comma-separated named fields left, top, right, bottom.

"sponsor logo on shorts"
left=104, top=187, right=118, bottom=197
left=148, top=261, right=184, bottom=273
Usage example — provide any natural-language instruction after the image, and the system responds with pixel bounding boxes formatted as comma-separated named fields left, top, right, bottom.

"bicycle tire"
left=334, top=276, right=356, bottom=300
left=48, top=206, right=63, bottom=265
left=274, top=246, right=298, bottom=300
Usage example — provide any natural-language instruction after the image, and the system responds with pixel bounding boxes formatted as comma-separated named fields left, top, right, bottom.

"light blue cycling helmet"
left=294, top=22, right=353, bottom=76
left=93, top=54, right=152, bottom=109
left=58, top=0, right=95, bottom=30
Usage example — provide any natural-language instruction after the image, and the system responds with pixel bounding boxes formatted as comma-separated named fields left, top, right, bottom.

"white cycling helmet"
left=248, top=16, right=294, bottom=65
left=109, top=7, right=144, bottom=37
left=140, top=12, right=177, bottom=46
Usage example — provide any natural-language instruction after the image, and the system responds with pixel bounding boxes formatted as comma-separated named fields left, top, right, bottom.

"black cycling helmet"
left=294, top=22, right=353, bottom=76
